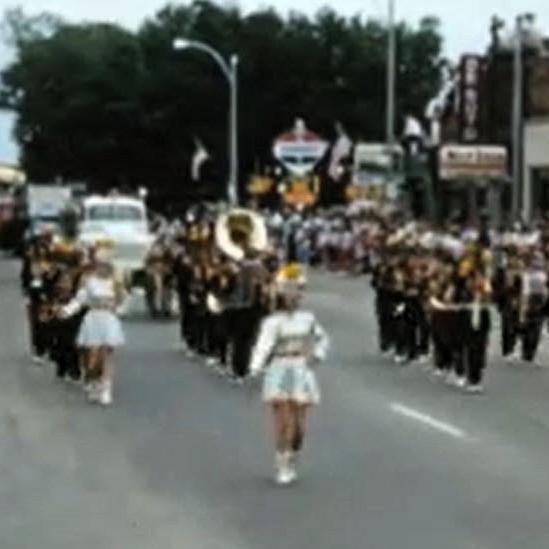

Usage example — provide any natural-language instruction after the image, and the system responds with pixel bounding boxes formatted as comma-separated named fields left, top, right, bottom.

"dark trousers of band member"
left=183, top=302, right=200, bottom=350
left=431, top=309, right=455, bottom=372
left=177, top=290, right=189, bottom=342
left=203, top=311, right=228, bottom=363
left=49, top=315, right=82, bottom=380
left=521, top=298, right=546, bottom=362
left=394, top=298, right=428, bottom=361
left=459, top=309, right=490, bottom=385
left=467, top=328, right=489, bottom=385
left=28, top=302, right=49, bottom=358
left=228, top=307, right=259, bottom=379
left=376, top=290, right=395, bottom=353
left=207, top=311, right=229, bottom=366
left=500, top=306, right=518, bottom=357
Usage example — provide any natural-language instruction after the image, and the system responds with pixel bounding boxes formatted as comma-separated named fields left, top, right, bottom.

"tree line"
left=0, top=2, right=444, bottom=208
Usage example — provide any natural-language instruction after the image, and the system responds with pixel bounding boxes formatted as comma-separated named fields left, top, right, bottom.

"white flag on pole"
left=328, top=123, right=352, bottom=181
left=191, top=138, right=210, bottom=182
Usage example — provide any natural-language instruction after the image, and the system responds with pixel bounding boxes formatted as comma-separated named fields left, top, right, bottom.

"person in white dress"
left=63, top=241, right=126, bottom=406
left=250, top=264, right=329, bottom=485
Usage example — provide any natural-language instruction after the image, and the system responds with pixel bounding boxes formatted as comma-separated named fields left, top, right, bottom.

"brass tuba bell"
left=215, top=208, right=268, bottom=261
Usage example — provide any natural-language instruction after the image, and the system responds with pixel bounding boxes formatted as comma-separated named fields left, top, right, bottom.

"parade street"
left=2, top=257, right=549, bottom=549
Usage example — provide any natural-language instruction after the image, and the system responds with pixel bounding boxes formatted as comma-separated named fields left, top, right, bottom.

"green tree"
left=1, top=3, right=444, bottom=205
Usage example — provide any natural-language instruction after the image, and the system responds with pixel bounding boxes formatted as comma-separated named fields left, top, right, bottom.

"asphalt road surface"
left=2, top=258, right=549, bottom=549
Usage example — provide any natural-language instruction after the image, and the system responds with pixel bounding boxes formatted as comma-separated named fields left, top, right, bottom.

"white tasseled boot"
left=275, top=452, right=292, bottom=485
left=286, top=451, right=298, bottom=483
left=98, top=380, right=113, bottom=407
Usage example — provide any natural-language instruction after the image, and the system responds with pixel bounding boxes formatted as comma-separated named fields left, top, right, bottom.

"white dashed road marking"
left=390, top=403, right=467, bottom=440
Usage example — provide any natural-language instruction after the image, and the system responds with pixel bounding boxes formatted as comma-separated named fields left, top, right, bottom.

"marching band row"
left=18, top=204, right=549, bottom=485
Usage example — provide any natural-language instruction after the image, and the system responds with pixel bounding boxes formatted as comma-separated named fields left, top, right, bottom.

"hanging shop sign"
left=439, top=145, right=508, bottom=180
left=459, top=54, right=485, bottom=143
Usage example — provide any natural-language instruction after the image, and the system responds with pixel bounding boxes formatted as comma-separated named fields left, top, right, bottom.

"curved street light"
left=173, top=38, right=239, bottom=205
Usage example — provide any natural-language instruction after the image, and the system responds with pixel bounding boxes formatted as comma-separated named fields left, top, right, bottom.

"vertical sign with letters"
left=459, top=55, right=484, bottom=143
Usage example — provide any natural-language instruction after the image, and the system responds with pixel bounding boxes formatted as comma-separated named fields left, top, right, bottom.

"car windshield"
left=87, top=204, right=144, bottom=222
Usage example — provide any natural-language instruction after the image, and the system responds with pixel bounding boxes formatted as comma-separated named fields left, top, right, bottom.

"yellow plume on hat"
left=275, top=262, right=307, bottom=293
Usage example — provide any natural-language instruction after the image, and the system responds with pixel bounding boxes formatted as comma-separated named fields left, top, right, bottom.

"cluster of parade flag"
left=190, top=120, right=354, bottom=184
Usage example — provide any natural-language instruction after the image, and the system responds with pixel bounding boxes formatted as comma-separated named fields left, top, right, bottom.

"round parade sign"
left=272, top=119, right=328, bottom=177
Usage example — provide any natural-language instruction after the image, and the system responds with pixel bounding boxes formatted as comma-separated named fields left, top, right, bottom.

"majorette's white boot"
left=275, top=452, right=292, bottom=486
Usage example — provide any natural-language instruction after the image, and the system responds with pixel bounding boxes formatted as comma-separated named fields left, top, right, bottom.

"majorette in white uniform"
left=63, top=242, right=125, bottom=406
left=75, top=276, right=125, bottom=349
left=250, top=309, right=328, bottom=405
left=250, top=263, right=329, bottom=485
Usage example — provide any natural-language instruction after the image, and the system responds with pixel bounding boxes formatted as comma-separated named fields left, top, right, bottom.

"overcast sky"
left=1, top=0, right=549, bottom=163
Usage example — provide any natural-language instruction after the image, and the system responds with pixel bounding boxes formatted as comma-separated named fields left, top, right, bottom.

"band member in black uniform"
left=22, top=236, right=56, bottom=364
left=226, top=248, right=269, bottom=381
left=49, top=263, right=85, bottom=381
left=494, top=250, right=521, bottom=361
left=429, top=261, right=457, bottom=377
left=372, top=256, right=396, bottom=356
left=464, top=267, right=492, bottom=392
left=204, top=254, right=236, bottom=371
left=518, top=253, right=548, bottom=365
left=173, top=235, right=193, bottom=350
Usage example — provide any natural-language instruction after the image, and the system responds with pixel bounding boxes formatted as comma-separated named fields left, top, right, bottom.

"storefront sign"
left=439, top=145, right=508, bottom=180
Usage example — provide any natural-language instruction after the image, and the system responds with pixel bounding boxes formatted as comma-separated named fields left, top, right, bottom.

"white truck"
left=25, top=184, right=73, bottom=238
left=78, top=194, right=154, bottom=288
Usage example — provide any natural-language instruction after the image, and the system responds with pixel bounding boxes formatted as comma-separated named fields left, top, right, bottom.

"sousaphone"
left=215, top=208, right=268, bottom=261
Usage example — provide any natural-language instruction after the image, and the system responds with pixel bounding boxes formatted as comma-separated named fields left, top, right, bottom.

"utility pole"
left=386, top=0, right=396, bottom=147
left=511, top=15, right=525, bottom=221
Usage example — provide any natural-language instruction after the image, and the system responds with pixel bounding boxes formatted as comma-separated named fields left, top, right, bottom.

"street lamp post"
left=173, top=38, right=239, bottom=205
left=386, top=0, right=396, bottom=147
left=511, top=15, right=527, bottom=222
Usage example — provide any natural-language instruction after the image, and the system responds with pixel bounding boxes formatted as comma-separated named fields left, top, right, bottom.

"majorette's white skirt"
left=262, top=358, right=320, bottom=405
left=77, top=309, right=125, bottom=348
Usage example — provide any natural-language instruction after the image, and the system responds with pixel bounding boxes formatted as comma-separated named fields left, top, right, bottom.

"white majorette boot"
left=286, top=451, right=298, bottom=483
left=98, top=380, right=113, bottom=407
left=275, top=452, right=292, bottom=486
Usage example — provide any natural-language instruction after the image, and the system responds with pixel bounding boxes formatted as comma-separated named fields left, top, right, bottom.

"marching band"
left=17, top=202, right=549, bottom=484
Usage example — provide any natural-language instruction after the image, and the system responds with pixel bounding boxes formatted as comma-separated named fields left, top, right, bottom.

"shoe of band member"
left=31, top=355, right=46, bottom=366
left=228, top=375, right=245, bottom=387
left=465, top=383, right=485, bottom=394
left=505, top=351, right=521, bottom=363
left=456, top=376, right=467, bottom=388
left=445, top=371, right=466, bottom=388
left=175, top=341, right=188, bottom=352
left=394, top=355, right=407, bottom=365
left=86, top=382, right=101, bottom=403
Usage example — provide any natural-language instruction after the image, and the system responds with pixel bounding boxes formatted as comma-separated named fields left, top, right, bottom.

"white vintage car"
left=79, top=194, right=154, bottom=288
